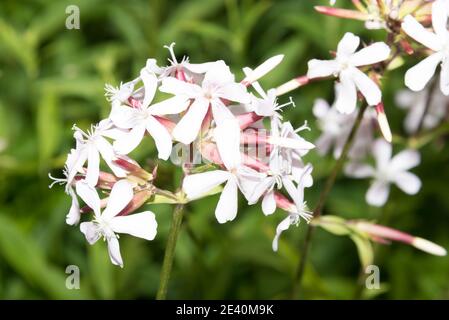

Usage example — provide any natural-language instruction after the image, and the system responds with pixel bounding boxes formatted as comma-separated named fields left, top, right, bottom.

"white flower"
left=182, top=118, right=256, bottom=223
left=307, top=32, right=390, bottom=113
left=313, top=96, right=375, bottom=159
left=272, top=167, right=313, bottom=252
left=78, top=180, right=157, bottom=268
left=104, top=80, right=139, bottom=106
left=71, top=119, right=127, bottom=188
left=160, top=60, right=250, bottom=144
left=345, top=139, right=421, bottom=207
left=396, top=88, right=449, bottom=134
left=402, top=1, right=449, bottom=95
left=110, top=68, right=189, bottom=159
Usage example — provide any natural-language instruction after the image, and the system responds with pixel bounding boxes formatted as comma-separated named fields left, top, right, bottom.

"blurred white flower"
left=110, top=68, right=189, bottom=159
left=307, top=32, right=390, bottom=113
left=402, top=1, right=449, bottom=95
left=396, top=88, right=449, bottom=134
left=345, top=139, right=421, bottom=207
left=313, top=96, right=375, bottom=160
left=160, top=60, right=250, bottom=144
left=79, top=180, right=157, bottom=268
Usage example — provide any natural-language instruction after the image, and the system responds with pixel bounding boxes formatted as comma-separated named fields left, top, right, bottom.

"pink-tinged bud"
left=375, top=103, right=392, bottom=143
left=241, top=153, right=270, bottom=172
left=200, top=142, right=223, bottom=166
left=113, top=158, right=153, bottom=181
left=274, top=192, right=296, bottom=212
left=154, top=116, right=176, bottom=133
left=399, top=39, right=414, bottom=55
left=118, top=189, right=153, bottom=216
left=176, top=69, right=187, bottom=81
left=236, top=112, right=264, bottom=130
left=201, top=108, right=213, bottom=132
left=275, top=76, right=309, bottom=96
left=97, top=171, right=118, bottom=190
left=352, top=221, right=447, bottom=256
left=128, top=97, right=141, bottom=108
left=314, top=6, right=370, bottom=21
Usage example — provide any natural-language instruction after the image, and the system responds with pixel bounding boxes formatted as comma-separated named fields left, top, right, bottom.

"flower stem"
left=156, top=203, right=185, bottom=300
left=291, top=103, right=368, bottom=299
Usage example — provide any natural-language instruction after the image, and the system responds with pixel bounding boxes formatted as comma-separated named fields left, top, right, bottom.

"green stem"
left=156, top=203, right=185, bottom=300
left=291, top=103, right=368, bottom=299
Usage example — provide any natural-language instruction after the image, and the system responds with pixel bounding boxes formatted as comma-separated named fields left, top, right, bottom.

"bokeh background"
left=0, top=0, right=448, bottom=299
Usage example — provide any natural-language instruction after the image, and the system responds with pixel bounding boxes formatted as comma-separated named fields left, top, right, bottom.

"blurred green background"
left=0, top=0, right=448, bottom=299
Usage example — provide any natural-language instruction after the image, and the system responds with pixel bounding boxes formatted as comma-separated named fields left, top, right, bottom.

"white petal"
left=113, top=124, right=146, bottom=155
left=172, top=97, right=209, bottom=144
left=405, top=52, right=444, bottom=92
left=272, top=215, right=291, bottom=252
left=351, top=67, right=382, bottom=106
left=440, top=59, right=449, bottom=95
left=107, top=237, right=123, bottom=268
left=159, top=77, right=201, bottom=98
left=215, top=178, right=238, bottom=224
left=76, top=180, right=101, bottom=217
left=307, top=59, right=339, bottom=78
left=203, top=60, right=234, bottom=85
left=401, top=15, right=442, bottom=52
left=80, top=222, right=100, bottom=244
left=211, top=99, right=236, bottom=126
left=102, top=179, right=134, bottom=220
left=218, top=82, right=250, bottom=103
left=146, top=116, right=173, bottom=160
left=246, top=176, right=273, bottom=204
left=214, top=118, right=241, bottom=169
left=315, top=134, right=333, bottom=156
left=337, top=32, right=360, bottom=57
left=110, top=211, right=157, bottom=240
left=185, top=61, right=216, bottom=74
left=242, top=55, right=284, bottom=83
left=110, top=105, right=140, bottom=129
left=147, top=95, right=190, bottom=116
left=344, top=163, right=375, bottom=178
left=372, top=138, right=392, bottom=170
left=66, top=188, right=80, bottom=226
left=335, top=72, right=357, bottom=114
left=312, top=98, right=330, bottom=118
left=85, top=145, right=100, bottom=187
left=262, top=191, right=276, bottom=216
left=350, top=42, right=390, bottom=67
left=432, top=0, right=449, bottom=42
left=182, top=170, right=231, bottom=200
left=390, top=149, right=420, bottom=171
left=366, top=181, right=390, bottom=207
left=140, top=68, right=158, bottom=108
left=394, top=172, right=421, bottom=195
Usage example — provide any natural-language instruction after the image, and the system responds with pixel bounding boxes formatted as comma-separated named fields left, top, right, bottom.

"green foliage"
left=0, top=0, right=448, bottom=299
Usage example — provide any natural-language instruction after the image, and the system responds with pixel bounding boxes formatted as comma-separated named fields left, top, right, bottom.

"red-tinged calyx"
left=118, top=189, right=153, bottom=216
left=154, top=116, right=176, bottom=133
left=236, top=112, right=264, bottom=130
left=274, top=192, right=296, bottom=212
left=276, top=76, right=310, bottom=96
left=113, top=158, right=153, bottom=181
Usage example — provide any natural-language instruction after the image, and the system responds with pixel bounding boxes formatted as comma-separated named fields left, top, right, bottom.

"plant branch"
left=291, top=103, right=368, bottom=299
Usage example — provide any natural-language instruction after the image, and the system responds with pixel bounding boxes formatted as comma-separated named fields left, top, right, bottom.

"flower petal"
left=76, top=180, right=101, bottom=217
left=372, top=139, right=392, bottom=170
left=140, top=68, right=158, bottom=108
left=214, top=118, right=241, bottom=169
left=146, top=116, right=173, bottom=160
left=390, top=149, right=420, bottom=171
left=394, top=171, right=421, bottom=195
left=335, top=72, right=357, bottom=114
left=344, top=163, right=375, bottom=178
left=432, top=0, right=449, bottom=42
left=110, top=105, right=140, bottom=129
left=350, top=42, right=390, bottom=67
left=272, top=215, right=291, bottom=252
left=402, top=15, right=442, bottom=51
left=405, top=52, right=444, bottom=92
left=182, top=170, right=230, bottom=200
left=85, top=145, right=100, bottom=187
left=66, top=188, right=80, bottom=226
left=113, top=124, right=146, bottom=155
left=218, top=82, right=250, bottom=103
left=203, top=60, right=235, bottom=85
left=307, top=59, right=339, bottom=79
left=262, top=190, right=277, bottom=216
left=80, top=222, right=100, bottom=244
left=106, top=237, right=123, bottom=268
left=337, top=32, right=360, bottom=57
left=366, top=180, right=390, bottom=207
left=351, top=67, right=382, bottom=106
left=102, top=179, right=134, bottom=220
left=313, top=98, right=330, bottom=118
left=173, top=97, right=209, bottom=144
left=440, top=59, right=449, bottom=95
left=215, top=178, right=238, bottom=224
left=110, top=211, right=158, bottom=240
left=147, top=95, right=190, bottom=116
left=159, top=77, right=201, bottom=98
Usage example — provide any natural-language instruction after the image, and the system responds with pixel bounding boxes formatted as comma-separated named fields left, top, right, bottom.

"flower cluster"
left=50, top=44, right=316, bottom=266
